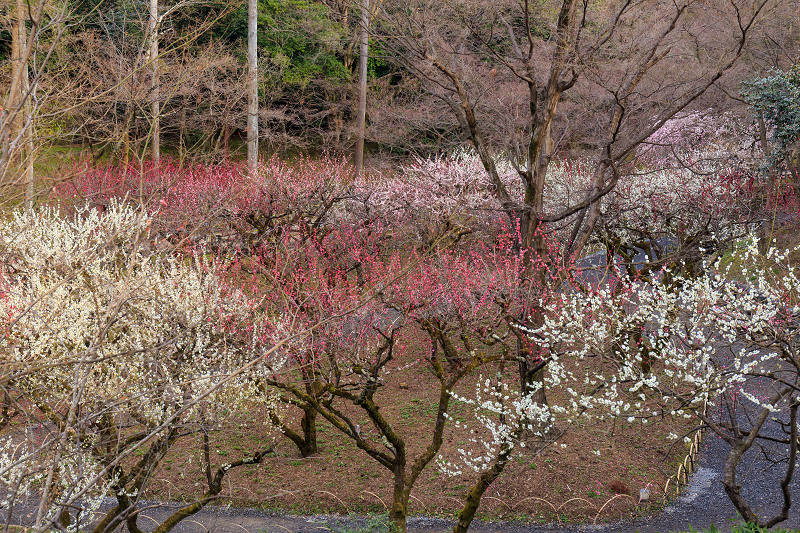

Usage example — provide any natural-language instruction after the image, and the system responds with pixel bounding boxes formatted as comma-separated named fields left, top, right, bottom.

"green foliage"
left=68, top=0, right=147, bottom=40
left=255, top=514, right=398, bottom=533
left=730, top=524, right=800, bottom=533
left=222, top=0, right=352, bottom=87
left=0, top=27, right=10, bottom=62
left=742, top=63, right=800, bottom=173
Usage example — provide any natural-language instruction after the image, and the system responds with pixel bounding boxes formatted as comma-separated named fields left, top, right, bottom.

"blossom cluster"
left=639, top=109, right=761, bottom=171
left=530, top=238, right=800, bottom=426
left=438, top=377, right=552, bottom=475
left=0, top=202, right=280, bottom=530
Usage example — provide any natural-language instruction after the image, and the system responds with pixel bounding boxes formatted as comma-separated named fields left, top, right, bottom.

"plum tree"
left=0, top=201, right=282, bottom=533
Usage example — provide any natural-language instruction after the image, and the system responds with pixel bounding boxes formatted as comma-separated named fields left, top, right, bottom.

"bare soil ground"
left=138, top=347, right=694, bottom=526
left=1, top=325, right=695, bottom=528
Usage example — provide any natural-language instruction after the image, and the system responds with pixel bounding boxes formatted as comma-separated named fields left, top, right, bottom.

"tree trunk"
left=0, top=107, right=9, bottom=182
left=269, top=403, right=319, bottom=457
left=150, top=0, right=160, bottom=166
left=121, top=104, right=135, bottom=166
left=11, top=0, right=34, bottom=207
left=179, top=97, right=187, bottom=162
left=9, top=0, right=24, bottom=163
left=222, top=124, right=231, bottom=157
left=353, top=0, right=369, bottom=175
left=298, top=406, right=318, bottom=456
left=516, top=337, right=545, bottom=399
left=453, top=448, right=512, bottom=533
left=23, top=66, right=33, bottom=209
left=389, top=466, right=409, bottom=533
left=247, top=0, right=258, bottom=176
left=722, top=442, right=759, bottom=524
left=757, top=113, right=775, bottom=255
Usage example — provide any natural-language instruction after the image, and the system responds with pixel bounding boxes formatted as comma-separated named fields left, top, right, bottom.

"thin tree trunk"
left=10, top=0, right=24, bottom=163
left=247, top=0, right=258, bottom=176
left=757, top=113, right=775, bottom=255
left=353, top=0, right=368, bottom=175
left=23, top=79, right=33, bottom=209
left=12, top=0, right=33, bottom=207
left=0, top=107, right=9, bottom=183
left=453, top=446, right=513, bottom=533
left=179, top=97, right=187, bottom=162
left=150, top=0, right=160, bottom=166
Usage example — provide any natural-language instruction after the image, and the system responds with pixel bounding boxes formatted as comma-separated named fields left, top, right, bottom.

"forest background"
left=0, top=0, right=795, bottom=167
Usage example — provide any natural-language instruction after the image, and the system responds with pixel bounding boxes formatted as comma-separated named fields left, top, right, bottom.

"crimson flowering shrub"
left=226, top=193, right=580, bottom=531
left=53, top=156, right=360, bottom=252
left=252, top=239, right=529, bottom=531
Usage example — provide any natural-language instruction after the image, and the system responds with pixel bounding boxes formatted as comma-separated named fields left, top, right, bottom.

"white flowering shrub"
left=593, top=166, right=757, bottom=278
left=522, top=239, right=800, bottom=528
left=438, top=377, right=552, bottom=477
left=1, top=202, right=257, bottom=411
left=0, top=201, right=276, bottom=533
left=0, top=433, right=108, bottom=532
left=434, top=236, right=800, bottom=530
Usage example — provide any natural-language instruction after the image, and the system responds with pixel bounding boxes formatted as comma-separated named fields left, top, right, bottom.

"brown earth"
left=141, top=353, right=694, bottom=527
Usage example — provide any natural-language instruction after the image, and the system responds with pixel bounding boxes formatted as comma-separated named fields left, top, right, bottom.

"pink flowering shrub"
left=638, top=109, right=760, bottom=171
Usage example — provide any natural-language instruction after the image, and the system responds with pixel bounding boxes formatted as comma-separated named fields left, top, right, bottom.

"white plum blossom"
left=438, top=376, right=553, bottom=475
left=0, top=202, right=280, bottom=533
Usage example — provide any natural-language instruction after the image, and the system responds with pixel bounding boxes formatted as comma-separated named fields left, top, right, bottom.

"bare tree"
left=375, top=0, right=781, bottom=395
